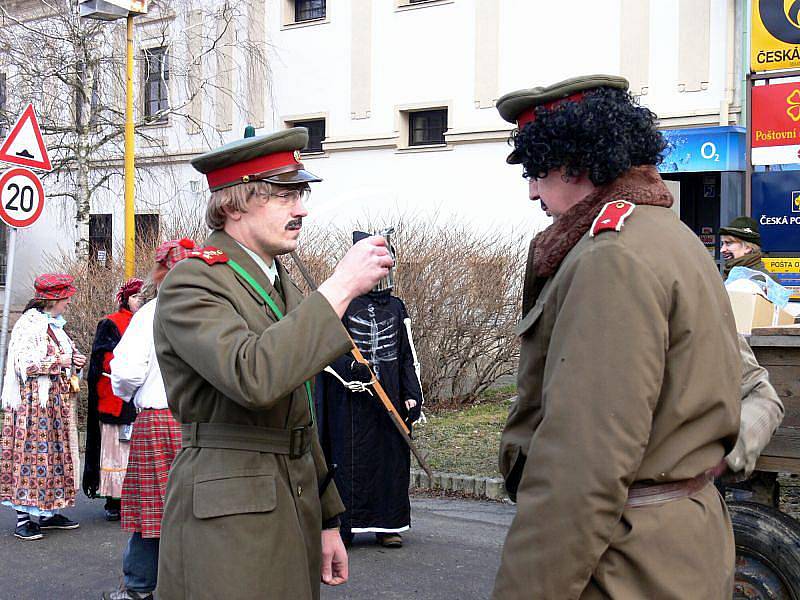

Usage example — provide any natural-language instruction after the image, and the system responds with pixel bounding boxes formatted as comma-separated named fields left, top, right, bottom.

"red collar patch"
left=590, top=201, right=635, bottom=237
left=186, top=246, right=229, bottom=265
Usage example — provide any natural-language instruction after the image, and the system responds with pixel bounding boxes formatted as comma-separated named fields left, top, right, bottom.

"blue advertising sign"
left=659, top=126, right=746, bottom=173
left=751, top=171, right=800, bottom=253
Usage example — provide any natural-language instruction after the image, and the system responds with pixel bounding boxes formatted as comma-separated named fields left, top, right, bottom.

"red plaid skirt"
left=121, top=409, right=181, bottom=538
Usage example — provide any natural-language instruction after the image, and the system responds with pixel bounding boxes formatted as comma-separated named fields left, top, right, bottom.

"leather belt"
left=625, top=461, right=728, bottom=509
left=181, top=422, right=312, bottom=459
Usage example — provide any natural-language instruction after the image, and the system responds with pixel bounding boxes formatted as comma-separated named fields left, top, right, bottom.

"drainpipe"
left=720, top=0, right=736, bottom=126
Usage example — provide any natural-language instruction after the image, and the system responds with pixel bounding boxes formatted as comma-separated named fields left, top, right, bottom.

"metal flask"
left=374, top=227, right=396, bottom=292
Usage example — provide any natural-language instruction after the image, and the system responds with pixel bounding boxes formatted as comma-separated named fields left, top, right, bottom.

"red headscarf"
left=155, top=238, right=197, bottom=270
left=116, top=277, right=143, bottom=307
left=33, top=273, right=77, bottom=300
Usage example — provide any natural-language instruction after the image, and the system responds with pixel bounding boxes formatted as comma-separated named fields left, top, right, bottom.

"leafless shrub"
left=46, top=212, right=525, bottom=411
left=287, top=219, right=526, bottom=406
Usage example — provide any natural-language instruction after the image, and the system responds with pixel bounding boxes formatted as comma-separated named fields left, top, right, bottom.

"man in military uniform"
left=153, top=128, right=393, bottom=599
left=492, top=76, right=741, bottom=598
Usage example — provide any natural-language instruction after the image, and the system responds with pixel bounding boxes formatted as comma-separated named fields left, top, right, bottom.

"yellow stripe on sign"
left=763, top=258, right=800, bottom=273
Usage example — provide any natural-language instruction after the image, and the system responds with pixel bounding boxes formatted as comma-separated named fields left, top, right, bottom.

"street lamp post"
left=79, top=0, right=148, bottom=278
left=124, top=13, right=135, bottom=278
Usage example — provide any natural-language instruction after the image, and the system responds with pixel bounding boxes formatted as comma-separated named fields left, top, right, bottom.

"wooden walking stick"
left=290, top=251, right=433, bottom=479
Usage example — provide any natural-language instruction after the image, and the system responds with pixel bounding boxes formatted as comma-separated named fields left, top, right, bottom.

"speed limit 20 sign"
left=0, top=168, right=45, bottom=228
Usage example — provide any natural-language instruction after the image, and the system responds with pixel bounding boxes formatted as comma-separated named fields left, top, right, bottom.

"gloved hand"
left=725, top=401, right=779, bottom=477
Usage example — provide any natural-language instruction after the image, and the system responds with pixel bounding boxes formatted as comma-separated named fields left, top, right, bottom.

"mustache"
left=286, top=218, right=303, bottom=230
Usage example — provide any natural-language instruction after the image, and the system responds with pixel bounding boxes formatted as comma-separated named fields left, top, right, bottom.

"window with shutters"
left=143, top=47, right=169, bottom=122
left=135, top=213, right=160, bottom=248
left=89, top=214, right=113, bottom=267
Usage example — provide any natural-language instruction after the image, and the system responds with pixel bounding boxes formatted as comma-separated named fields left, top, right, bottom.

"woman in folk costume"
left=0, top=274, right=87, bottom=540
left=84, top=277, right=144, bottom=520
left=102, top=239, right=196, bottom=600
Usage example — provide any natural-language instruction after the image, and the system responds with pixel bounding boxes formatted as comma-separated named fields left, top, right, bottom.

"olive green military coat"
left=493, top=205, right=741, bottom=599
left=154, top=231, right=352, bottom=600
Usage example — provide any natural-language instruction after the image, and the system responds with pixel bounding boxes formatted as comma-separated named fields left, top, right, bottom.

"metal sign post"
left=0, top=116, right=49, bottom=390
left=0, top=228, right=17, bottom=385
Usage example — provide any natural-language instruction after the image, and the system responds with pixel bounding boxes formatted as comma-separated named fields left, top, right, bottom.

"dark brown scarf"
left=522, top=165, right=674, bottom=316
left=722, top=252, right=767, bottom=279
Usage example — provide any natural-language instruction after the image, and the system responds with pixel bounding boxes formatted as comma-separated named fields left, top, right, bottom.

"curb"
left=410, top=468, right=509, bottom=501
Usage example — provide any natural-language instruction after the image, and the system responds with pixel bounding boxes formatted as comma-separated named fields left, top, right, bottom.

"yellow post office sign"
left=751, top=1, right=800, bottom=72
left=763, top=257, right=800, bottom=272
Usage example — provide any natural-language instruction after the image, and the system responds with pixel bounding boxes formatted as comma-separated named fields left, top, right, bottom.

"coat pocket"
left=193, top=471, right=277, bottom=519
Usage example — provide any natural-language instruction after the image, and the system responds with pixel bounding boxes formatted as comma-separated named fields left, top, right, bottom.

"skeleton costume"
left=315, top=231, right=423, bottom=541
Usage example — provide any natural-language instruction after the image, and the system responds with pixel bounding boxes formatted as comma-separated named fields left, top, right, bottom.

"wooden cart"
left=750, top=328, right=800, bottom=476
left=730, top=327, right=800, bottom=600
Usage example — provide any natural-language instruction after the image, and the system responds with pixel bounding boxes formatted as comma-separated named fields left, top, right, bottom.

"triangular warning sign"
left=0, top=104, right=52, bottom=172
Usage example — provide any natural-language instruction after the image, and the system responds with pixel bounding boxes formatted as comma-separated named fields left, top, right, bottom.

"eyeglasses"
left=266, top=188, right=311, bottom=206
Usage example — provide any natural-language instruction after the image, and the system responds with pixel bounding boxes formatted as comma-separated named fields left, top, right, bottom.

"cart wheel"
left=729, top=501, right=800, bottom=600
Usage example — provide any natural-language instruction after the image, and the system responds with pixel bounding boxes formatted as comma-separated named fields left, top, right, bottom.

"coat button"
left=297, top=485, right=303, bottom=497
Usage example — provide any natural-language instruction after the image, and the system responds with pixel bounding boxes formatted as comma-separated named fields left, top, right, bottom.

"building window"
left=293, top=119, right=325, bottom=153
left=295, top=0, right=325, bottom=22
left=135, top=213, right=160, bottom=248
left=0, top=73, right=6, bottom=138
left=409, top=109, right=447, bottom=146
left=89, top=214, right=112, bottom=267
left=143, top=47, right=169, bottom=121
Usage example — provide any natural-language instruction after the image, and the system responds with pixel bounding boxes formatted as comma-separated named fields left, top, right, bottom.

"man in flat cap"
left=492, top=76, right=740, bottom=598
left=720, top=215, right=770, bottom=278
left=153, top=127, right=393, bottom=600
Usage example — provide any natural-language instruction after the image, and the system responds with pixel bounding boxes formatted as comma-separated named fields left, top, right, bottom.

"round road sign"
left=0, top=167, right=45, bottom=228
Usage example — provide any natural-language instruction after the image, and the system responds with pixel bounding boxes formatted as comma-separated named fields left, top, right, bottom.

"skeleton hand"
left=344, top=380, right=374, bottom=395
left=404, top=399, right=417, bottom=410
left=325, top=366, right=374, bottom=396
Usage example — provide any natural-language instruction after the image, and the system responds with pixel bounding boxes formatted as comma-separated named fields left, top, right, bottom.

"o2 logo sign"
left=701, top=141, right=720, bottom=163
left=0, top=168, right=45, bottom=228
left=759, top=0, right=800, bottom=44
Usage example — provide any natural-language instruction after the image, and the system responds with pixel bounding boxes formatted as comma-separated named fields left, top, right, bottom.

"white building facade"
left=1, top=0, right=746, bottom=302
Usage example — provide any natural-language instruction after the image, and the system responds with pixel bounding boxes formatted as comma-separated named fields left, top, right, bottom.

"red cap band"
left=516, top=91, right=586, bottom=129
left=206, top=151, right=300, bottom=190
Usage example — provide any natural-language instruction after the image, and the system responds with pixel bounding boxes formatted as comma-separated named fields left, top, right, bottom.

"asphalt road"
left=0, top=494, right=515, bottom=600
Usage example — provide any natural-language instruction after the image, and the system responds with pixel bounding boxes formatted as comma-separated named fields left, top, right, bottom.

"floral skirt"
left=0, top=390, right=77, bottom=512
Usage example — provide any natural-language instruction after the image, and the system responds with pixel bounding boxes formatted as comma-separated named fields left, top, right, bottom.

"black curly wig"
left=511, top=87, right=667, bottom=186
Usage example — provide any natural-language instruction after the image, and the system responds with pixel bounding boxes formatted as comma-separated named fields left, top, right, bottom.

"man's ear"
left=223, top=204, right=243, bottom=222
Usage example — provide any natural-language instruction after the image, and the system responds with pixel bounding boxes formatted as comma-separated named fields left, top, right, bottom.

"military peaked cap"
left=496, top=74, right=629, bottom=164
left=192, top=127, right=321, bottom=191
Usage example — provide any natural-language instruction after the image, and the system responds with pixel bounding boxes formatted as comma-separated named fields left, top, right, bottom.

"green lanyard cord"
left=227, top=259, right=315, bottom=426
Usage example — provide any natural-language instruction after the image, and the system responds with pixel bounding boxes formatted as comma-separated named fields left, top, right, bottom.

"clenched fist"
left=318, top=236, right=394, bottom=317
